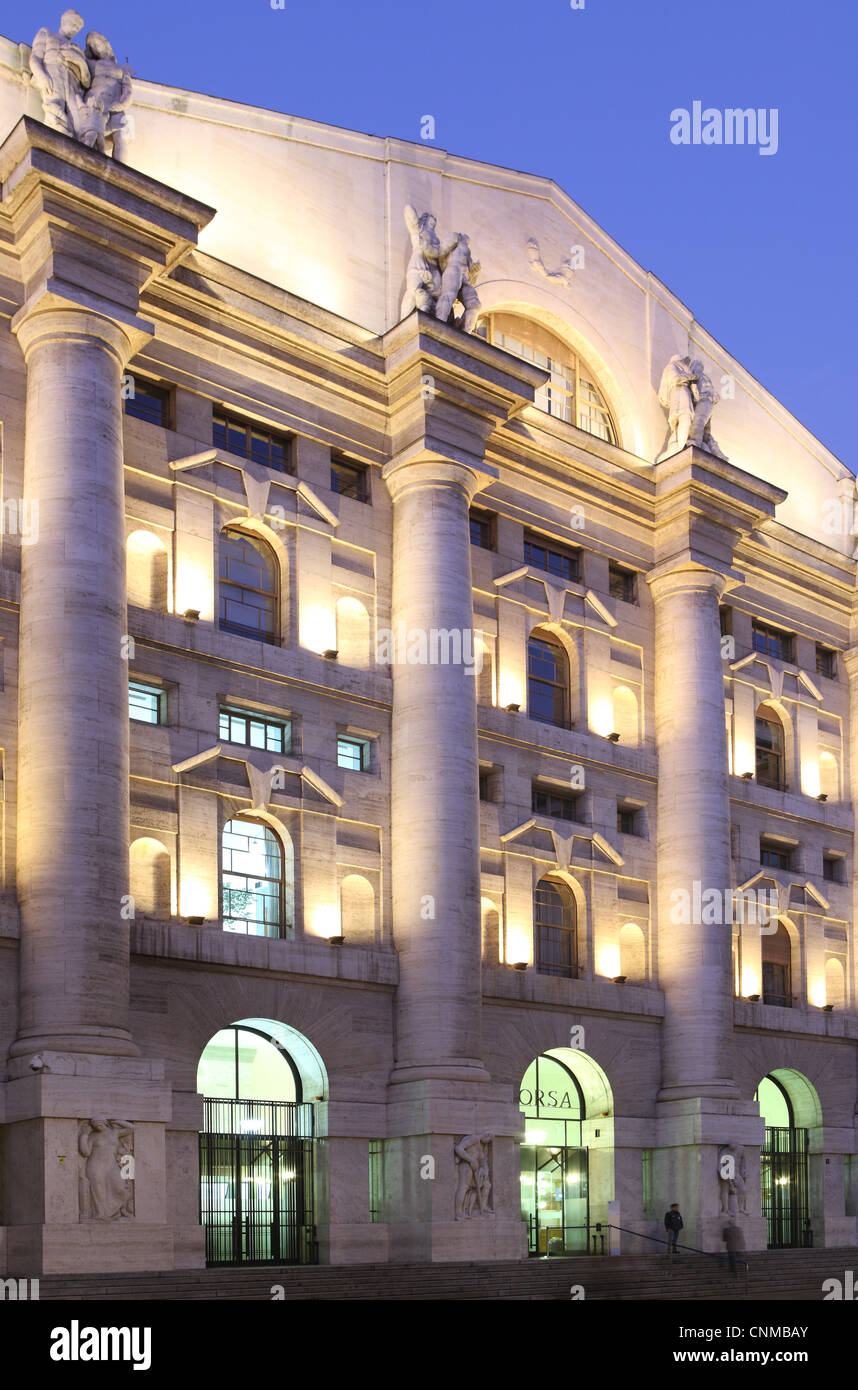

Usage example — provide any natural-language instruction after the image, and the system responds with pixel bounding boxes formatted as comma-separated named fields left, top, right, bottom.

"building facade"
left=0, top=28, right=856, bottom=1275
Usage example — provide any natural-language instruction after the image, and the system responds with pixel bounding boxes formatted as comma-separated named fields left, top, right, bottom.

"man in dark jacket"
left=664, top=1203, right=683, bottom=1255
left=723, top=1221, right=745, bottom=1277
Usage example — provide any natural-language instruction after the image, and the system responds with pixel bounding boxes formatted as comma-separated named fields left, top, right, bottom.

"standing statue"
left=29, top=13, right=133, bottom=160
left=718, top=1143, right=749, bottom=1217
left=78, top=1116, right=135, bottom=1220
left=29, top=10, right=91, bottom=138
left=453, top=1131, right=494, bottom=1219
left=657, top=353, right=728, bottom=461
left=401, top=206, right=481, bottom=333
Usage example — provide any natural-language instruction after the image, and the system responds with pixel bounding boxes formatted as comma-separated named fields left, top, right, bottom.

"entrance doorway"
left=519, top=1054, right=589, bottom=1255
left=756, top=1074, right=811, bottom=1249
left=198, top=1025, right=317, bottom=1265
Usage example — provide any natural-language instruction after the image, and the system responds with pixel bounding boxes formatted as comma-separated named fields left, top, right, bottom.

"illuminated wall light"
left=597, top=944, right=621, bottom=979
left=300, top=605, right=337, bottom=656
left=808, top=979, right=827, bottom=1009
left=310, top=904, right=342, bottom=940
left=175, top=560, right=212, bottom=622
left=734, top=741, right=755, bottom=779
left=588, top=697, right=615, bottom=740
left=180, top=878, right=212, bottom=921
left=800, top=760, right=821, bottom=799
left=498, top=673, right=524, bottom=712
left=506, top=925, right=532, bottom=968
left=741, top=969, right=761, bottom=999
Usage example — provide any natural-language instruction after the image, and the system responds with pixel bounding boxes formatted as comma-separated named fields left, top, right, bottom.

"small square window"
left=479, top=769, right=492, bottom=802
left=617, top=805, right=639, bottom=836
left=124, top=376, right=172, bottom=428
left=213, top=408, right=292, bottom=473
left=129, top=681, right=164, bottom=724
left=719, top=607, right=733, bottom=637
left=219, top=706, right=290, bottom=754
left=532, top=786, right=581, bottom=822
left=524, top=530, right=580, bottom=583
left=752, top=621, right=794, bottom=663
left=469, top=509, right=496, bottom=551
left=338, top=736, right=369, bottom=772
left=822, top=855, right=843, bottom=883
left=609, top=565, right=637, bottom=604
left=760, top=841, right=791, bottom=871
left=816, top=646, right=837, bottom=680
left=331, top=456, right=369, bottom=502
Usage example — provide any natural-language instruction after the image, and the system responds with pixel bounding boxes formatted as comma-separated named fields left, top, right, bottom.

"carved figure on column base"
left=78, top=1117, right=135, bottom=1220
left=454, top=1131, right=494, bottom=1219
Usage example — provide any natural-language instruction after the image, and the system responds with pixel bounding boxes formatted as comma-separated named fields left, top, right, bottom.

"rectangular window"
left=822, top=855, right=843, bottom=883
left=369, top=1140, right=383, bottom=1223
left=524, top=530, right=580, bottom=583
left=330, top=455, right=369, bottom=501
left=124, top=376, right=172, bottom=428
left=617, top=806, right=638, bottom=836
left=219, top=706, right=290, bottom=754
left=337, top=736, right=369, bottom=772
left=816, top=645, right=837, bottom=680
left=469, top=508, right=496, bottom=550
left=532, top=787, right=581, bottom=822
left=719, top=606, right=733, bottom=637
left=760, top=841, right=791, bottom=871
left=479, top=769, right=491, bottom=802
left=213, top=409, right=292, bottom=473
left=752, top=621, right=794, bottom=663
left=609, top=564, right=637, bottom=604
left=129, top=681, right=164, bottom=724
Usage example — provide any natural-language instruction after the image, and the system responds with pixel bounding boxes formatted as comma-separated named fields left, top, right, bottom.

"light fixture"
left=328, top=934, right=345, bottom=945
left=183, top=608, right=200, bottom=621
left=612, top=975, right=627, bottom=984
left=185, top=915, right=205, bottom=926
left=822, top=1003, right=834, bottom=1012
left=746, top=993, right=760, bottom=1002
left=817, top=793, right=828, bottom=803
left=505, top=703, right=521, bottom=713
left=741, top=771, right=754, bottom=781
left=511, top=960, right=528, bottom=971
left=607, top=732, right=620, bottom=744
left=323, top=649, right=339, bottom=660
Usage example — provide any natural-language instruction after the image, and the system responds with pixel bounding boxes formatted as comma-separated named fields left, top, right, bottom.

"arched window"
left=479, top=313, right=618, bottom=445
left=761, top=923, right=792, bottom=1007
left=219, top=528, right=278, bottom=643
left=755, top=708, right=785, bottom=790
left=221, top=818, right=291, bottom=938
left=527, top=631, right=570, bottom=728
left=534, top=876, right=577, bottom=978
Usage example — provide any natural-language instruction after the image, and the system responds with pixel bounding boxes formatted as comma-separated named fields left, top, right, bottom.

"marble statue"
left=454, top=1131, right=494, bottom=1219
left=657, top=353, right=728, bottom=461
left=29, top=13, right=132, bottom=159
left=718, top=1143, right=749, bottom=1216
left=401, top=206, right=481, bottom=333
left=526, top=237, right=576, bottom=287
left=78, top=1117, right=135, bottom=1220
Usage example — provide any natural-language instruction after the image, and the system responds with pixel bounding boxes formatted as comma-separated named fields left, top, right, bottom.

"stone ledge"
left=481, top=966, right=664, bottom=1016
left=131, top=919, right=399, bottom=985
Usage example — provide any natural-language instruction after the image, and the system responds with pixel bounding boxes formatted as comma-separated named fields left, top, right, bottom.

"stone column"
left=11, top=308, right=138, bottom=1058
left=385, top=453, right=488, bottom=1082
left=648, top=562, right=736, bottom=1098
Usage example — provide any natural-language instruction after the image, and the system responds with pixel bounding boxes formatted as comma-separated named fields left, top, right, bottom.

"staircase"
left=33, top=1247, right=856, bottom=1300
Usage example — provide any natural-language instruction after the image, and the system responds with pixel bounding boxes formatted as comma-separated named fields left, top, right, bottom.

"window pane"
left=129, top=682, right=161, bottom=724
left=221, top=818, right=283, bottom=938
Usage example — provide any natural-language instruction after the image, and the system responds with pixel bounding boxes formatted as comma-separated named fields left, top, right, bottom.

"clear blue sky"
left=6, top=0, right=855, bottom=464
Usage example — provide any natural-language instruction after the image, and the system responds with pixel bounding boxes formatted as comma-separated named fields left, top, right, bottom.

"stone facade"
left=0, top=35, right=856, bottom=1275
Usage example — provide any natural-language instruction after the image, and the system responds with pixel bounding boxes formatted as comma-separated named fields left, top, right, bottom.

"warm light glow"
left=734, top=740, right=755, bottom=779
left=506, top=925, right=532, bottom=966
left=525, top=1129, right=547, bottom=1144
left=309, top=904, right=341, bottom=940
left=741, top=969, right=761, bottom=998
left=808, top=978, right=827, bottom=1009
left=588, top=696, right=615, bottom=739
left=800, top=760, right=821, bottom=799
left=175, top=559, right=212, bottom=621
left=498, top=672, right=524, bottom=711
left=128, top=528, right=163, bottom=555
left=180, top=877, right=213, bottom=920
left=300, top=605, right=337, bottom=655
left=597, top=944, right=621, bottom=978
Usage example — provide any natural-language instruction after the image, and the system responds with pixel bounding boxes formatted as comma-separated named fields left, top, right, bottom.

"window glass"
left=129, top=681, right=163, bottom=724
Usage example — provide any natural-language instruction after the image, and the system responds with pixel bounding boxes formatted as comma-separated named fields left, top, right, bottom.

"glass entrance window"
left=519, top=1054, right=589, bottom=1256
left=755, top=1074, right=811, bottom=1250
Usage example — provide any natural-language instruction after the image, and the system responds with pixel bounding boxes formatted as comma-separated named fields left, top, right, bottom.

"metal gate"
left=200, top=1098, right=317, bottom=1265
left=761, top=1125, right=811, bottom=1249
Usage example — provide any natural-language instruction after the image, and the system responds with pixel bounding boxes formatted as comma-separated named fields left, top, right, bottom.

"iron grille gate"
left=761, top=1125, right=811, bottom=1249
left=200, top=1099, right=317, bottom=1265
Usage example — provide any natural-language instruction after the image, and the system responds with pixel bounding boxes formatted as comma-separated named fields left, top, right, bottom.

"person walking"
left=664, top=1203, right=683, bottom=1255
left=723, top=1221, right=746, bottom=1279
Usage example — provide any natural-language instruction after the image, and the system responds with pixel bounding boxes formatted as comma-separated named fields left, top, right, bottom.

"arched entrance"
left=197, top=1019, right=325, bottom=1265
left=519, top=1048, right=613, bottom=1256
left=755, top=1070, right=816, bottom=1249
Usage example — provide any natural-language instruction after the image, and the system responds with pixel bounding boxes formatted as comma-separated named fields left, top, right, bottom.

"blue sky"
left=6, top=0, right=855, bottom=463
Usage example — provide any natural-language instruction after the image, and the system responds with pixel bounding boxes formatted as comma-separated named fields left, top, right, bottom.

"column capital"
left=647, top=557, right=742, bottom=603
left=383, top=446, right=498, bottom=506
left=12, top=303, right=147, bottom=369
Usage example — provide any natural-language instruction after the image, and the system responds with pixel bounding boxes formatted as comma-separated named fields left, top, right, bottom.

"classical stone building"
left=0, top=24, right=856, bottom=1277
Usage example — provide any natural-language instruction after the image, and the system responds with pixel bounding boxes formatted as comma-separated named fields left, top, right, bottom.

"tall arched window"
left=527, top=631, right=570, bottom=728
left=219, top=528, right=278, bottom=643
left=534, top=876, right=577, bottom=978
left=761, top=922, right=792, bottom=1007
left=479, top=313, right=618, bottom=445
left=221, top=818, right=290, bottom=938
left=755, top=708, right=785, bottom=790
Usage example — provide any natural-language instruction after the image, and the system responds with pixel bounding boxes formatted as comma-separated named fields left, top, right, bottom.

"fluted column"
left=10, top=307, right=140, bottom=1057
left=385, top=453, right=488, bottom=1082
left=649, top=562, right=737, bottom=1098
